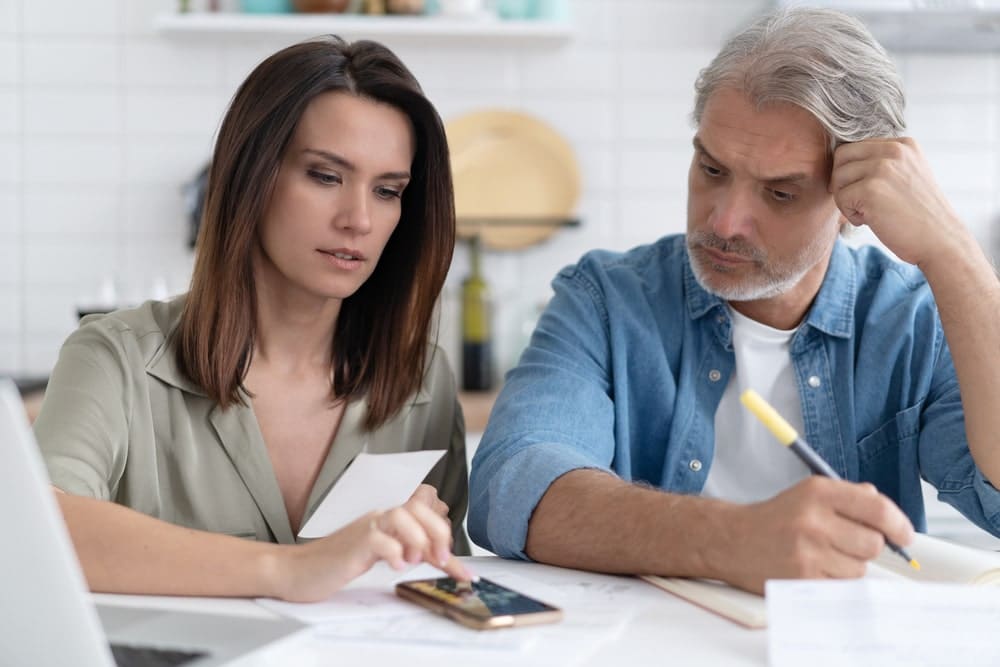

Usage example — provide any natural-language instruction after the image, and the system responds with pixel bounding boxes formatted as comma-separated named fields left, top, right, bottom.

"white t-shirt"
left=701, top=306, right=810, bottom=504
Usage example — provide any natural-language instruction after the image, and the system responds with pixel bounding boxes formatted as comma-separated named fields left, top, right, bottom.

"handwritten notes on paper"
left=766, top=578, right=1000, bottom=667
left=298, top=451, right=445, bottom=539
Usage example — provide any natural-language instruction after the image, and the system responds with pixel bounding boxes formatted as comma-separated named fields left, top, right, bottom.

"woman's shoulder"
left=65, top=296, right=185, bottom=364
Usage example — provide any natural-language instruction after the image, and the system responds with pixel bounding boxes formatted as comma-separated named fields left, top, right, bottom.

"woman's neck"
left=252, top=277, right=341, bottom=376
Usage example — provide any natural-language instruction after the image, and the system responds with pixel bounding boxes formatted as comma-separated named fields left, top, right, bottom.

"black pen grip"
left=789, top=439, right=841, bottom=479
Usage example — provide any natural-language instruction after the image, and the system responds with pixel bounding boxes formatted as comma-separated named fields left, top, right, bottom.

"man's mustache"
left=689, top=231, right=765, bottom=262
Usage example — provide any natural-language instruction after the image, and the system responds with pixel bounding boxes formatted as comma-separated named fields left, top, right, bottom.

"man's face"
left=686, top=87, right=843, bottom=304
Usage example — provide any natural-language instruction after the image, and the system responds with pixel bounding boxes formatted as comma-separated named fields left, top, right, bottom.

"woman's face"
left=255, top=91, right=415, bottom=306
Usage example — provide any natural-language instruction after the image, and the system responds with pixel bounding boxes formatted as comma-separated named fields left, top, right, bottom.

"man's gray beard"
left=688, top=248, right=812, bottom=302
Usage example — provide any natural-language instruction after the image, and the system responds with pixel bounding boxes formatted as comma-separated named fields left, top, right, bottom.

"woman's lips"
left=317, top=248, right=365, bottom=271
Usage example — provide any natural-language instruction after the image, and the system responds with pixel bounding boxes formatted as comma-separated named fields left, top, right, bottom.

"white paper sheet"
left=298, top=450, right=446, bottom=538
left=257, top=563, right=444, bottom=623
left=256, top=559, right=635, bottom=665
left=767, top=578, right=1000, bottom=667
left=312, top=612, right=539, bottom=651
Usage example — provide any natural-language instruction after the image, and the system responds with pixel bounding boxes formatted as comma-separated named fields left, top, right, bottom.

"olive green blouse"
left=33, top=297, right=470, bottom=553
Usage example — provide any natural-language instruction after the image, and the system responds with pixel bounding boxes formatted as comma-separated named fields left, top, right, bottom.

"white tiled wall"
left=3, top=0, right=998, bottom=376
left=2, top=0, right=999, bottom=544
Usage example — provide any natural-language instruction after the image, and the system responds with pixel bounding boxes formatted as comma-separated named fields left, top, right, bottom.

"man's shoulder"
left=842, top=244, right=940, bottom=335
left=559, top=234, right=687, bottom=286
left=848, top=243, right=930, bottom=295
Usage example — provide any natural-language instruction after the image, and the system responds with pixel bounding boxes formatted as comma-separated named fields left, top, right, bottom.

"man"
left=467, top=6, right=1000, bottom=594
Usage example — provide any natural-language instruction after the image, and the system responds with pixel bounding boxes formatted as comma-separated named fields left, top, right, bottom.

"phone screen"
left=400, top=577, right=559, bottom=620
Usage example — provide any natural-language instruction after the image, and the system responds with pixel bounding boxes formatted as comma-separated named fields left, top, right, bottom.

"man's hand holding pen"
left=714, top=390, right=918, bottom=595
left=720, top=476, right=915, bottom=595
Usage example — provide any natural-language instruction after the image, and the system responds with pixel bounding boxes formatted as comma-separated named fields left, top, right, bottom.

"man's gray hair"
left=693, top=7, right=906, bottom=151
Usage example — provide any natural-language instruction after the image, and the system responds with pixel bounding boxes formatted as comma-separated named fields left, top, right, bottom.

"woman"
left=33, top=36, right=473, bottom=602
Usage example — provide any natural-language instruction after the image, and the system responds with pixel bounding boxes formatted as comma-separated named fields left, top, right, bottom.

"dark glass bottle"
left=461, top=235, right=494, bottom=391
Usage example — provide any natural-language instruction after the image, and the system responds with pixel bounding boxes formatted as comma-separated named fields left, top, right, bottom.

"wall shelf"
left=154, top=12, right=573, bottom=44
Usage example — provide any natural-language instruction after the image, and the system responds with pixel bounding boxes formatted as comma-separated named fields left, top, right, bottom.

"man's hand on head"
left=829, top=137, right=968, bottom=270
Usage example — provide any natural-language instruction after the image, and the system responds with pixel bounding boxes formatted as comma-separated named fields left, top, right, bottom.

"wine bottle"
left=461, top=235, right=494, bottom=391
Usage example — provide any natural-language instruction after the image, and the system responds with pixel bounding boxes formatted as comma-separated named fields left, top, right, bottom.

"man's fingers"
left=818, top=549, right=869, bottom=580
left=850, top=489, right=914, bottom=547
left=831, top=483, right=914, bottom=550
left=829, top=157, right=872, bottom=194
left=824, top=513, right=886, bottom=562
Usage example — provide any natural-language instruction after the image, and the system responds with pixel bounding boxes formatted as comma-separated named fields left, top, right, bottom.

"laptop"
left=0, top=379, right=305, bottom=666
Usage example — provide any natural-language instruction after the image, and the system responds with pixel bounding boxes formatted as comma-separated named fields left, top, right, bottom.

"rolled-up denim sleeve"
left=468, top=263, right=618, bottom=559
left=919, top=334, right=1000, bottom=535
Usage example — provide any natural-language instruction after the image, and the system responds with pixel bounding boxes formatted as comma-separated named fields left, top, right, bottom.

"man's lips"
left=700, top=246, right=754, bottom=265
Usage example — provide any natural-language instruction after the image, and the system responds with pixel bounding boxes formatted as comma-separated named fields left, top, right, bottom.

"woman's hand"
left=271, top=490, right=473, bottom=603
left=407, top=483, right=450, bottom=518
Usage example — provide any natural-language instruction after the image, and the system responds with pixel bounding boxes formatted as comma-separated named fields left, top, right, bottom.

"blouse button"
left=708, top=369, right=722, bottom=382
left=808, top=375, right=821, bottom=388
left=689, top=459, right=703, bottom=472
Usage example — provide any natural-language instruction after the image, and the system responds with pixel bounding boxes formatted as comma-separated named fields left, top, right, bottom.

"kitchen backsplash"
left=1, top=0, right=998, bottom=376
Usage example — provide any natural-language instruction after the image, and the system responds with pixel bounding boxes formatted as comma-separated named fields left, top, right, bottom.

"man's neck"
left=728, top=252, right=832, bottom=330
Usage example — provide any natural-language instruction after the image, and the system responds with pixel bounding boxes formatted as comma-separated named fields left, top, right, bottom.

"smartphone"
left=395, top=576, right=563, bottom=630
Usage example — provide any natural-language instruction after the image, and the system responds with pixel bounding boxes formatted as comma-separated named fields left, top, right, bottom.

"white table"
left=95, top=557, right=767, bottom=666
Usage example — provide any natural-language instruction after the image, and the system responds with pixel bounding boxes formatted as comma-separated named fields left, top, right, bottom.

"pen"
left=739, top=389, right=920, bottom=572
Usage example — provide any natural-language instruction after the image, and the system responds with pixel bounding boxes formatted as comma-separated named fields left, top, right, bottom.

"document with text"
left=766, top=578, right=1000, bottom=666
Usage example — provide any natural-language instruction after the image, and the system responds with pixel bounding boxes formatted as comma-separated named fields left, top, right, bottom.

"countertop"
left=457, top=389, right=500, bottom=434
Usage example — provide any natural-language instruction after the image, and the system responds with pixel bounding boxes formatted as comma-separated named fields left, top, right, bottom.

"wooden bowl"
left=293, top=0, right=350, bottom=12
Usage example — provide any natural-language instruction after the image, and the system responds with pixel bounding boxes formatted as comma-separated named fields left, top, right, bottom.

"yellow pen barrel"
left=739, top=390, right=798, bottom=446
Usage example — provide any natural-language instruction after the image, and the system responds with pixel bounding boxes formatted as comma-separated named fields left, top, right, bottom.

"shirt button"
left=689, top=459, right=703, bottom=472
left=708, top=369, right=722, bottom=382
left=808, top=375, right=821, bottom=388
left=716, top=314, right=725, bottom=324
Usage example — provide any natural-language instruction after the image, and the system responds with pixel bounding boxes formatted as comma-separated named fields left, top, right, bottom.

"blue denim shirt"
left=468, top=234, right=1000, bottom=559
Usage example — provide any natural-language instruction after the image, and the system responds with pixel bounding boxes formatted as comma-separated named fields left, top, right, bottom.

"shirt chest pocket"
left=855, top=403, right=922, bottom=499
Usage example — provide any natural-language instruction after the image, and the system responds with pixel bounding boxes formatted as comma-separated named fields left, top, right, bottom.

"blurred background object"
left=292, top=0, right=351, bottom=12
left=460, top=235, right=493, bottom=391
left=240, top=0, right=292, bottom=12
left=447, top=109, right=580, bottom=251
left=436, top=0, right=484, bottom=18
left=496, top=0, right=533, bottom=20
left=75, top=275, right=120, bottom=321
left=386, top=0, right=424, bottom=15
left=183, top=163, right=210, bottom=250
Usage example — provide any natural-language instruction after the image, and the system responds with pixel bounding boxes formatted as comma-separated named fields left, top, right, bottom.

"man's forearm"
left=920, top=235, right=1000, bottom=483
left=524, top=469, right=740, bottom=578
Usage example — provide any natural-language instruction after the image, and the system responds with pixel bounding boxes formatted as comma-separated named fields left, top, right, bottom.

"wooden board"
left=446, top=109, right=580, bottom=250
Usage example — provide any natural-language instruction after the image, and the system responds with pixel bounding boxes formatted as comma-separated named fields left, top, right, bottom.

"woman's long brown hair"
left=176, top=36, right=455, bottom=430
